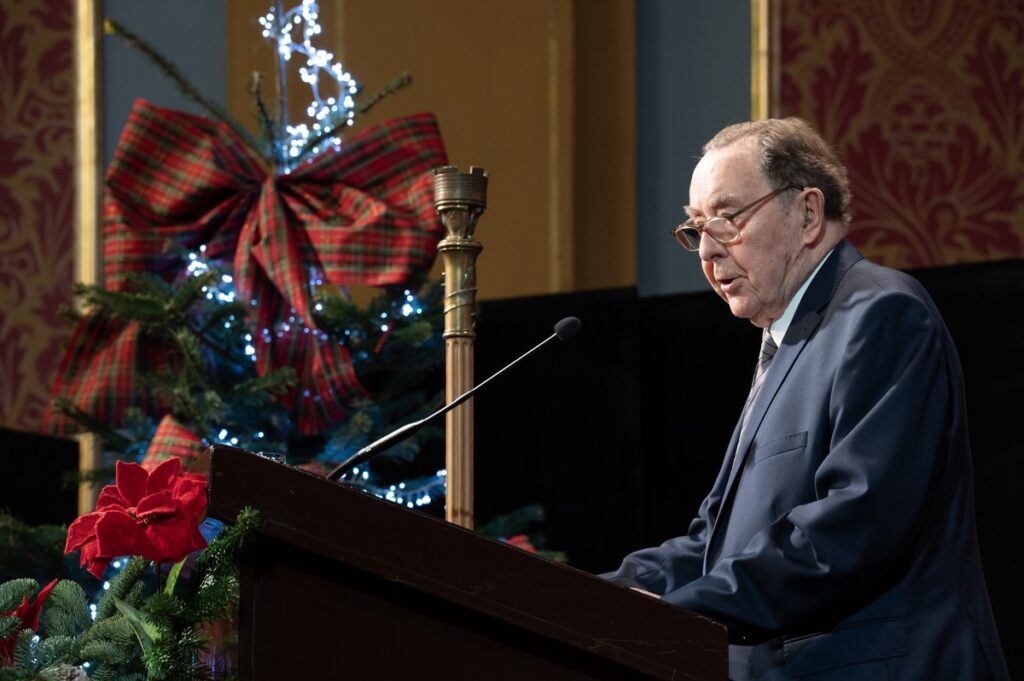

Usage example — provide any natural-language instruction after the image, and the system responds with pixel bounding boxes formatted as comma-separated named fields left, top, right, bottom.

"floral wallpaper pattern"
left=0, top=0, right=75, bottom=431
left=777, top=0, right=1023, bottom=268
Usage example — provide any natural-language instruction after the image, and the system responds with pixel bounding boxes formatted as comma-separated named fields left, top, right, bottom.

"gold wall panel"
left=226, top=0, right=635, bottom=300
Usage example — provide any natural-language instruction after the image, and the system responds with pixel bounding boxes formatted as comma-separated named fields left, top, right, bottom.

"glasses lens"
left=705, top=217, right=739, bottom=244
left=673, top=217, right=740, bottom=251
left=674, top=225, right=702, bottom=251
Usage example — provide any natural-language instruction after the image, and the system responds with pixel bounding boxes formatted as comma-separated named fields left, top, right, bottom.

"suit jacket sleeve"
left=601, top=492, right=711, bottom=590
left=662, top=289, right=952, bottom=641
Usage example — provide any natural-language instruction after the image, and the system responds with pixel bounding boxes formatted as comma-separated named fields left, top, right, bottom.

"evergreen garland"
left=0, top=509, right=258, bottom=680
left=0, top=516, right=70, bottom=586
left=0, top=582, right=36, bottom=614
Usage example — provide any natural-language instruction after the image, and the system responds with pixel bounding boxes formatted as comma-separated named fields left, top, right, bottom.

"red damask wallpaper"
left=776, top=0, right=1023, bottom=268
left=0, top=0, right=75, bottom=431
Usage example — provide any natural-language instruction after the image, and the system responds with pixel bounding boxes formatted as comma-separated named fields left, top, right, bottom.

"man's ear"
left=801, top=188, right=827, bottom=245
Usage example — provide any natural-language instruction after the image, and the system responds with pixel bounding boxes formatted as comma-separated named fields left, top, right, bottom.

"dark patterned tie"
left=739, top=329, right=778, bottom=439
left=707, top=329, right=781, bottom=572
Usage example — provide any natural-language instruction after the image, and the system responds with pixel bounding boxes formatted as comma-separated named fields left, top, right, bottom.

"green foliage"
left=0, top=516, right=67, bottom=587
left=96, top=559, right=148, bottom=622
left=10, top=630, right=34, bottom=673
left=477, top=504, right=568, bottom=563
left=476, top=504, right=546, bottom=538
left=41, top=582, right=89, bottom=638
left=0, top=617, right=20, bottom=641
left=112, top=600, right=159, bottom=654
left=178, top=507, right=258, bottom=623
left=141, top=625, right=209, bottom=681
left=81, top=615, right=144, bottom=680
left=312, top=283, right=446, bottom=468
left=35, top=635, right=78, bottom=669
left=0, top=580, right=37, bottom=613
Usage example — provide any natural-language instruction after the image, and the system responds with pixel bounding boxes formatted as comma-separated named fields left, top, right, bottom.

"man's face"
left=687, top=138, right=807, bottom=329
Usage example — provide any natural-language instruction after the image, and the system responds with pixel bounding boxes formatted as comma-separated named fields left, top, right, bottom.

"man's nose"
left=698, top=231, right=726, bottom=261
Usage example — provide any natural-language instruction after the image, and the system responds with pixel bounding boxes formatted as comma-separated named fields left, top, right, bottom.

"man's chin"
left=727, top=297, right=752, bottom=319
left=727, top=299, right=770, bottom=328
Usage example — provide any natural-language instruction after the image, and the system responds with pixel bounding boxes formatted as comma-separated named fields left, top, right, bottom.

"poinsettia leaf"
left=143, top=511, right=206, bottom=563
left=94, top=510, right=144, bottom=558
left=115, top=460, right=149, bottom=506
left=64, top=513, right=100, bottom=561
left=135, top=491, right=177, bottom=519
left=145, top=457, right=181, bottom=494
left=113, top=597, right=161, bottom=651
left=96, top=485, right=129, bottom=510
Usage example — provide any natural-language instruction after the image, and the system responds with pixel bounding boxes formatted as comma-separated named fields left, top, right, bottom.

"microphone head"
left=554, top=316, right=581, bottom=342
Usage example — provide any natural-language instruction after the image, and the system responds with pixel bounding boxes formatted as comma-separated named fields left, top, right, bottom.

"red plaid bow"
left=45, top=99, right=446, bottom=439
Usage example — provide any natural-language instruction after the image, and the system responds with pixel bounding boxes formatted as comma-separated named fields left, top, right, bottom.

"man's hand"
left=630, top=587, right=660, bottom=599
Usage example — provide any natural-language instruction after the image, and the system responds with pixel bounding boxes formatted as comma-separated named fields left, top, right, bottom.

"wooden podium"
left=206, top=446, right=727, bottom=680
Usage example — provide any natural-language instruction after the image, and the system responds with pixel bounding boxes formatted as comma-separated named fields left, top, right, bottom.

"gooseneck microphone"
left=327, top=316, right=581, bottom=482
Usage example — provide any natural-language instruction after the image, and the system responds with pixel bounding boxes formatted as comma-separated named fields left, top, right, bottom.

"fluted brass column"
left=433, top=166, right=488, bottom=529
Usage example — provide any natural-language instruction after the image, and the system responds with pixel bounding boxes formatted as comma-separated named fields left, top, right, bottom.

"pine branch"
left=81, top=617, right=138, bottom=666
left=354, top=70, right=413, bottom=118
left=58, top=302, right=82, bottom=324
left=196, top=301, right=248, bottom=335
left=96, top=558, right=148, bottom=622
left=248, top=71, right=279, bottom=162
left=0, top=578, right=38, bottom=612
left=11, top=629, right=34, bottom=673
left=42, top=580, right=91, bottom=638
left=0, top=514, right=68, bottom=589
left=51, top=399, right=134, bottom=451
left=229, top=368, right=297, bottom=398
left=74, top=283, right=166, bottom=326
left=120, top=272, right=173, bottom=300
left=0, top=615, right=20, bottom=640
left=35, top=635, right=79, bottom=670
left=104, top=18, right=267, bottom=163
left=476, top=504, right=546, bottom=538
left=142, top=625, right=210, bottom=681
left=168, top=329, right=212, bottom=390
left=292, top=71, right=412, bottom=166
left=167, top=271, right=217, bottom=315
left=273, top=0, right=289, bottom=145
left=182, top=508, right=258, bottom=622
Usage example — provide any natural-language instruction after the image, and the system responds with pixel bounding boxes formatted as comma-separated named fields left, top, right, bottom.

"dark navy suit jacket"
left=605, top=241, right=1009, bottom=680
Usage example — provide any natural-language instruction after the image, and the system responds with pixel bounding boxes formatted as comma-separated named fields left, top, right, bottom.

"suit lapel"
left=703, top=241, right=864, bottom=572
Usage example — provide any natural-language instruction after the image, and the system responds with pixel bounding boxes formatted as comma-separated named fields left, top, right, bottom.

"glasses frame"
left=672, top=184, right=802, bottom=252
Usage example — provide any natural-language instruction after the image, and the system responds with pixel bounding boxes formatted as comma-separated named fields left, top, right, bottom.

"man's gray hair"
left=704, top=118, right=853, bottom=224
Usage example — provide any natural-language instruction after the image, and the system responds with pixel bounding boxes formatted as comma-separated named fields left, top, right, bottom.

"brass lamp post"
left=432, top=166, right=488, bottom=529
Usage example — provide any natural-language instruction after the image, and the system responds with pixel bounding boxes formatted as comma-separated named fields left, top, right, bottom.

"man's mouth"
left=718, top=276, right=739, bottom=293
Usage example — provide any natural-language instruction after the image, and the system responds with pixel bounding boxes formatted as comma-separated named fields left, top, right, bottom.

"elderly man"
left=603, top=118, right=1009, bottom=680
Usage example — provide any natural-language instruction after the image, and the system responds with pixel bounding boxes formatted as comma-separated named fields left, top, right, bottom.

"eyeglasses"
left=672, top=185, right=802, bottom=251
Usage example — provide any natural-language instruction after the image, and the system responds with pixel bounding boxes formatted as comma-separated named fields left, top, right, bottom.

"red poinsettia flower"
left=503, top=534, right=538, bottom=553
left=65, top=458, right=208, bottom=578
left=0, top=578, right=58, bottom=664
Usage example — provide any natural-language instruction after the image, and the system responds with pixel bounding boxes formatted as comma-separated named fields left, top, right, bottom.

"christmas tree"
left=45, top=6, right=450, bottom=508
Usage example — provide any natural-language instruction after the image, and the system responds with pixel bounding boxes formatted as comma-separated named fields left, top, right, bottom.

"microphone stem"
left=439, top=332, right=557, bottom=416
left=329, top=331, right=559, bottom=481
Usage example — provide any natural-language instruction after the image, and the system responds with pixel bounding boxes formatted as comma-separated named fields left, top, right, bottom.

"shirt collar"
left=768, top=248, right=835, bottom=346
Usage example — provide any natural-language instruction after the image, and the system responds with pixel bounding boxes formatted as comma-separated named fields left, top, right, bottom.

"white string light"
left=258, top=1, right=360, bottom=171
